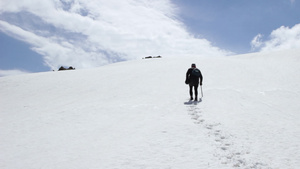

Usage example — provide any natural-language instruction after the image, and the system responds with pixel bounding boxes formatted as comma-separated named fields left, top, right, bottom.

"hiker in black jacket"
left=185, top=63, right=203, bottom=101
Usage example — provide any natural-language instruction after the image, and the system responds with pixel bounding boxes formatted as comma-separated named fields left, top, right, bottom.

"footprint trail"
left=186, top=102, right=271, bottom=168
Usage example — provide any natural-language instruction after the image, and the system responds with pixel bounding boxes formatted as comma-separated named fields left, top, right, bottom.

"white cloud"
left=251, top=33, right=263, bottom=51
left=251, top=23, right=300, bottom=52
left=0, top=0, right=231, bottom=69
left=0, top=20, right=109, bottom=70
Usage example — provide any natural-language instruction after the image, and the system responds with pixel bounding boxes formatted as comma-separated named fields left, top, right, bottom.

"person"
left=185, top=63, right=203, bottom=101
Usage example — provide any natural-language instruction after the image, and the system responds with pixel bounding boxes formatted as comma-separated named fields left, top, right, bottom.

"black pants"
left=189, top=84, right=198, bottom=99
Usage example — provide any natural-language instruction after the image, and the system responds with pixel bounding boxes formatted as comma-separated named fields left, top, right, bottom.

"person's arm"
left=199, top=71, right=203, bottom=86
left=185, top=69, right=191, bottom=84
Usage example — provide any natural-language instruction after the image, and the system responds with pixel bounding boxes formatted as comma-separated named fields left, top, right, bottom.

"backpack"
left=192, top=68, right=201, bottom=77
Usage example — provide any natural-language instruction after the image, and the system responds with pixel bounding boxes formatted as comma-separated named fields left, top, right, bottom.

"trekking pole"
left=200, top=85, right=203, bottom=98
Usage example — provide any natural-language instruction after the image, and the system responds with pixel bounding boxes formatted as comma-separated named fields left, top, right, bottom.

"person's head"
left=191, top=63, right=196, bottom=68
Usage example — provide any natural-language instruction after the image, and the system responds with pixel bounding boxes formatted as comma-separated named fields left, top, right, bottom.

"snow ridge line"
left=186, top=102, right=272, bottom=169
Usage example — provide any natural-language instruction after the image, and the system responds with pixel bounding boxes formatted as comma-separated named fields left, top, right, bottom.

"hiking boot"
left=190, top=97, right=193, bottom=100
left=194, top=97, right=198, bottom=101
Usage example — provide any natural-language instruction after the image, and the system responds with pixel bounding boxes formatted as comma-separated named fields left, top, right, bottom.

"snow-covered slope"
left=1, top=49, right=300, bottom=169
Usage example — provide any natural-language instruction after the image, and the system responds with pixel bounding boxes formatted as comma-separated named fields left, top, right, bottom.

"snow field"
left=1, top=49, right=300, bottom=168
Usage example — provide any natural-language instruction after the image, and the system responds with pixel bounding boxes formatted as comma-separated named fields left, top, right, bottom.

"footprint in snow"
left=185, top=105, right=271, bottom=168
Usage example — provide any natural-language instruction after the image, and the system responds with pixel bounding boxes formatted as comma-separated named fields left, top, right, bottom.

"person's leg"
left=189, top=85, right=193, bottom=100
left=194, top=85, right=198, bottom=101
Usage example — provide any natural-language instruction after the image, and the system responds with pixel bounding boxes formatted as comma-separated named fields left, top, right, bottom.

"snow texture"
left=1, top=49, right=300, bottom=169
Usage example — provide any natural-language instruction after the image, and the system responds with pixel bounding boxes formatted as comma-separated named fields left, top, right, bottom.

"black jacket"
left=186, top=68, right=203, bottom=85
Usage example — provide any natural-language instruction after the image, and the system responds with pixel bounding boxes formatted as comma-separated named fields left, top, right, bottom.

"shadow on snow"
left=184, top=98, right=202, bottom=105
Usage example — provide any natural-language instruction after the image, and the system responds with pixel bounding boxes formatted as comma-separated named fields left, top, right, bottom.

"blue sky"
left=174, top=0, right=300, bottom=52
left=0, top=0, right=300, bottom=76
